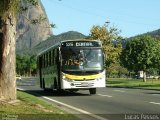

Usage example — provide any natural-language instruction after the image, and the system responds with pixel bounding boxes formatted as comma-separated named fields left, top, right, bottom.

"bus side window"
left=55, top=49, right=59, bottom=63
left=50, top=50, right=53, bottom=66
left=41, top=56, right=43, bottom=67
left=47, top=52, right=49, bottom=67
left=43, top=54, right=45, bottom=68
left=49, top=51, right=51, bottom=66
left=52, top=50, right=55, bottom=65
left=54, top=49, right=57, bottom=64
left=45, top=54, right=47, bottom=67
left=48, top=52, right=50, bottom=66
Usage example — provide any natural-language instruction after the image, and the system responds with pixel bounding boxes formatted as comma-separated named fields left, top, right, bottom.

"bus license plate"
left=81, top=82, right=88, bottom=86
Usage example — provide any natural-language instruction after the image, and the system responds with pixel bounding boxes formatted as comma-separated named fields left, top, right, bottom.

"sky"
left=41, top=0, right=160, bottom=38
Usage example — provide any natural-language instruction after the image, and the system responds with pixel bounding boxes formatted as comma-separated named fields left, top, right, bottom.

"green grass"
left=0, top=91, right=79, bottom=120
left=107, top=78, right=160, bottom=90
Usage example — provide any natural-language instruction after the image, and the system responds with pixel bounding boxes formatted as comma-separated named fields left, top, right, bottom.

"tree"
left=120, top=35, right=160, bottom=82
left=16, top=54, right=37, bottom=76
left=0, top=0, right=19, bottom=101
left=29, top=55, right=37, bottom=76
left=16, top=54, right=23, bottom=75
left=90, top=24, right=122, bottom=67
left=0, top=0, right=40, bottom=101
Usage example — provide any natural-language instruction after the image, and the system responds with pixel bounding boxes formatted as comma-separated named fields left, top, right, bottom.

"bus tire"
left=89, top=88, right=96, bottom=95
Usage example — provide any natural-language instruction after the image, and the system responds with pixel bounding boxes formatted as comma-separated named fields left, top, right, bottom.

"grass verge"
left=107, top=78, right=160, bottom=90
left=0, top=91, right=79, bottom=120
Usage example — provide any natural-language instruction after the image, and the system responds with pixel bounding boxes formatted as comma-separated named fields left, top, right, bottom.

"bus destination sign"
left=61, top=41, right=101, bottom=47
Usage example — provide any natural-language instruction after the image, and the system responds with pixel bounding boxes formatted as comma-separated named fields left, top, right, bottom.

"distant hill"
left=128, top=29, right=160, bottom=40
left=122, top=29, right=160, bottom=47
left=17, top=31, right=87, bottom=55
left=143, top=29, right=160, bottom=39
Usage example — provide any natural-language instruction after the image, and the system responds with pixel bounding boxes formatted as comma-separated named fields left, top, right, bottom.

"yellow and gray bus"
left=37, top=39, right=106, bottom=94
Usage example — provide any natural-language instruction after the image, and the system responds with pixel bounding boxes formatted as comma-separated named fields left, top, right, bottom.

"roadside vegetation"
left=16, top=54, right=37, bottom=76
left=89, top=25, right=160, bottom=82
left=120, top=35, right=160, bottom=82
left=107, top=78, right=160, bottom=90
left=0, top=91, right=79, bottom=120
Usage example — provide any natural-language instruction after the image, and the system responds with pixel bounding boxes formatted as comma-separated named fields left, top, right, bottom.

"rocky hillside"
left=16, top=0, right=52, bottom=51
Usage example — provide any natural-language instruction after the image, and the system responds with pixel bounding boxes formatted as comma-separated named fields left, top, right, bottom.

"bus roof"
left=38, top=39, right=102, bottom=56
left=61, top=39, right=102, bottom=48
left=60, top=39, right=101, bottom=43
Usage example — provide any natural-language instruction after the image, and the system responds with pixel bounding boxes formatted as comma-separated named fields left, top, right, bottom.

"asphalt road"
left=17, top=78, right=160, bottom=120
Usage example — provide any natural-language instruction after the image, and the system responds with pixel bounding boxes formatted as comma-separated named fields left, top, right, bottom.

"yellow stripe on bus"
left=65, top=73, right=102, bottom=80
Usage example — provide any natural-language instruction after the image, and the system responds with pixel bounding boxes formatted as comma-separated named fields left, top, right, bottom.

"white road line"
left=114, top=90, right=125, bottom=93
left=17, top=87, right=25, bottom=91
left=149, top=102, right=160, bottom=105
left=42, top=96, right=108, bottom=120
left=98, top=94, right=112, bottom=98
left=152, top=94, right=160, bottom=96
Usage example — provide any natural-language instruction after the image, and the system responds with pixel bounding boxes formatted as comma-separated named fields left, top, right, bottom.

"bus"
left=37, top=39, right=106, bottom=94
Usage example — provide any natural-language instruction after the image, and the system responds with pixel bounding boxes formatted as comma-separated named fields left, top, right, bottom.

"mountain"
left=16, top=0, right=52, bottom=52
left=17, top=31, right=87, bottom=55
left=128, top=29, right=160, bottom=40
left=143, top=29, right=160, bottom=39
left=121, top=29, right=160, bottom=47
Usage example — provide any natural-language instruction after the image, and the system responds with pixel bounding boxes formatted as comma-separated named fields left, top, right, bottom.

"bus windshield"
left=61, top=48, right=104, bottom=71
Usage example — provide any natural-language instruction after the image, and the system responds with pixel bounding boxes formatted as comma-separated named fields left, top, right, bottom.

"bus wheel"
left=89, top=88, right=96, bottom=95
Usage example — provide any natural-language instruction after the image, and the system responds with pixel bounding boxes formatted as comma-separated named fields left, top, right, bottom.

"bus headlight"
left=62, top=75, right=66, bottom=79
left=62, top=73, right=73, bottom=81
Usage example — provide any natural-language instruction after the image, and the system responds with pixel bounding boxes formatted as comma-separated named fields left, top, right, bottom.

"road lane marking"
left=17, top=87, right=25, bottom=91
left=98, top=94, right=112, bottom=98
left=152, top=94, right=160, bottom=96
left=42, top=96, right=108, bottom=120
left=114, top=90, right=125, bottom=92
left=149, top=102, right=160, bottom=105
